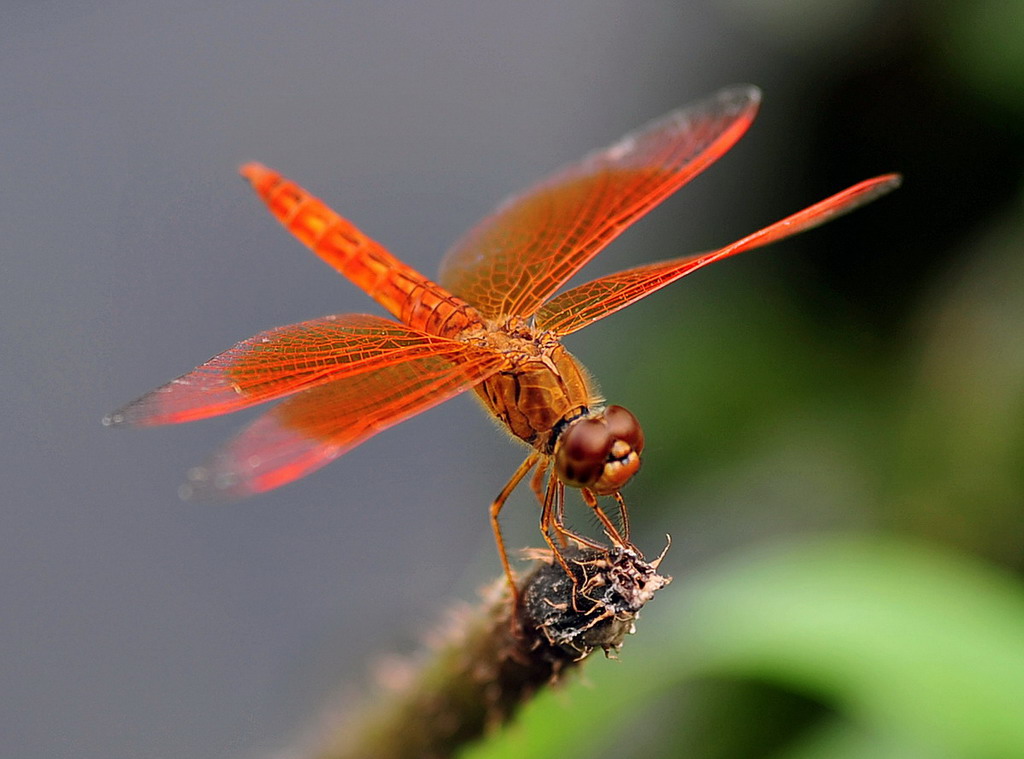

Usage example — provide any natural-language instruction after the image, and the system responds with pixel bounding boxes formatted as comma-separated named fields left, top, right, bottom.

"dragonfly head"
left=554, top=405, right=644, bottom=494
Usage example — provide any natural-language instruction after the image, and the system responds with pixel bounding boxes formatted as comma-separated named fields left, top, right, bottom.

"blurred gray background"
left=5, top=2, right=1019, bottom=758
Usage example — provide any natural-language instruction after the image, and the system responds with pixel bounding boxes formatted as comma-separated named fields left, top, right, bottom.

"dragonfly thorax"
left=467, top=322, right=601, bottom=454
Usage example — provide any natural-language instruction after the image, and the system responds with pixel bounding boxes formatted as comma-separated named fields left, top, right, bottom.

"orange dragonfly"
left=105, top=86, right=899, bottom=588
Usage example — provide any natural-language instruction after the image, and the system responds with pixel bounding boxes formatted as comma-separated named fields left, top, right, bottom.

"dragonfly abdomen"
left=241, top=163, right=479, bottom=336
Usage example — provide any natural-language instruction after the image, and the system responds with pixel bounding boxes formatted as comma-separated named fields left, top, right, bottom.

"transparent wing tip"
left=178, top=465, right=245, bottom=502
left=100, top=393, right=167, bottom=428
left=102, top=401, right=144, bottom=427
left=721, top=84, right=762, bottom=108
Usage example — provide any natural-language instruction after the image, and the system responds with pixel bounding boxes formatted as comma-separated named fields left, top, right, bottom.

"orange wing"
left=103, top=314, right=499, bottom=427
left=180, top=347, right=506, bottom=500
left=438, top=86, right=762, bottom=319
left=535, top=174, right=903, bottom=335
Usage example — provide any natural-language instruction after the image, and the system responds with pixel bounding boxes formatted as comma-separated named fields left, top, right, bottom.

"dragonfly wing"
left=536, top=174, right=902, bottom=335
left=438, top=86, right=762, bottom=319
left=181, top=346, right=506, bottom=499
left=104, top=314, right=491, bottom=426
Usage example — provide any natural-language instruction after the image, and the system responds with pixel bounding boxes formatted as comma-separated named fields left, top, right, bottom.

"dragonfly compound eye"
left=604, top=405, right=644, bottom=454
left=555, top=418, right=612, bottom=487
left=589, top=405, right=643, bottom=495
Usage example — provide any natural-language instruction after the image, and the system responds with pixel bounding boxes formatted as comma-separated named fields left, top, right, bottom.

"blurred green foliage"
left=463, top=2, right=1024, bottom=756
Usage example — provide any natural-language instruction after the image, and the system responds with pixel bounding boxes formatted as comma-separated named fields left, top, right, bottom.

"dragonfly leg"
left=546, top=480, right=606, bottom=551
left=611, top=489, right=632, bottom=544
left=533, top=461, right=579, bottom=549
left=580, top=488, right=630, bottom=548
left=543, top=481, right=617, bottom=613
left=529, top=458, right=548, bottom=504
left=490, top=452, right=540, bottom=605
left=536, top=477, right=593, bottom=581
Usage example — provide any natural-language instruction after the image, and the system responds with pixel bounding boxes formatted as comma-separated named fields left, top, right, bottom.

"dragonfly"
left=105, top=85, right=899, bottom=590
